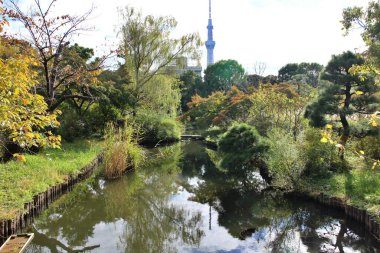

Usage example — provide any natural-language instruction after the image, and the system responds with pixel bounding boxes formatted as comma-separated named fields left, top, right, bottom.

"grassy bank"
left=299, top=169, right=380, bottom=220
left=0, top=140, right=102, bottom=220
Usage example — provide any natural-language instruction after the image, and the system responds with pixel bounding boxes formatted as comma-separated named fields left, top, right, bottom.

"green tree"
left=218, top=123, right=268, bottom=184
left=179, top=70, right=204, bottom=111
left=278, top=63, right=299, bottom=82
left=203, top=59, right=246, bottom=95
left=278, top=62, right=323, bottom=87
left=342, top=1, right=380, bottom=65
left=342, top=1, right=380, bottom=128
left=96, top=64, right=132, bottom=114
left=306, top=51, right=379, bottom=145
left=119, top=6, right=201, bottom=115
left=59, top=43, right=100, bottom=113
left=57, top=64, right=132, bottom=140
left=247, top=84, right=309, bottom=137
left=140, top=74, right=181, bottom=117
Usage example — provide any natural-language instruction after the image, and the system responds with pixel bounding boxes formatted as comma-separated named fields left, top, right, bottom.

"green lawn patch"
left=0, top=140, right=102, bottom=220
left=299, top=169, right=380, bottom=219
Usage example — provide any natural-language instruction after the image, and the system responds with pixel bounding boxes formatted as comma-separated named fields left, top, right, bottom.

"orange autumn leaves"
left=183, top=84, right=307, bottom=134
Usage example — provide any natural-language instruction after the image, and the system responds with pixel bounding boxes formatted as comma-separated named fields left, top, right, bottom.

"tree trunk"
left=339, top=82, right=352, bottom=159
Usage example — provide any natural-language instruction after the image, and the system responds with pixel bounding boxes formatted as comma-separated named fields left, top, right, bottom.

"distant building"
left=205, top=0, right=215, bottom=66
left=166, top=57, right=202, bottom=77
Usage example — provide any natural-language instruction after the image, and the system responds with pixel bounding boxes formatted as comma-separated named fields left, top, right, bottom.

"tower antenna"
left=209, top=0, right=211, bottom=19
left=205, top=0, right=215, bottom=66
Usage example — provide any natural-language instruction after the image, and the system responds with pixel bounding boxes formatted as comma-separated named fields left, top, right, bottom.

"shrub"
left=58, top=101, right=124, bottom=142
left=103, top=123, right=143, bottom=179
left=218, top=123, right=268, bottom=177
left=302, top=127, right=349, bottom=175
left=157, top=118, right=182, bottom=142
left=352, top=135, right=380, bottom=160
left=136, top=112, right=182, bottom=144
left=57, top=109, right=88, bottom=142
left=266, top=128, right=305, bottom=190
left=204, top=126, right=226, bottom=142
left=87, top=103, right=122, bottom=134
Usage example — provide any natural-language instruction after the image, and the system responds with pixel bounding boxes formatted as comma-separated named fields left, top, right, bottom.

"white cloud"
left=6, top=0, right=371, bottom=74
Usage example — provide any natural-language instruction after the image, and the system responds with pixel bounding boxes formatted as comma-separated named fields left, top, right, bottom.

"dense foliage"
left=218, top=123, right=268, bottom=183
left=182, top=26, right=379, bottom=194
left=0, top=0, right=379, bottom=225
left=306, top=51, right=379, bottom=145
left=119, top=6, right=201, bottom=115
left=204, top=59, right=246, bottom=95
left=278, top=62, right=323, bottom=87
left=136, top=112, right=182, bottom=144
left=0, top=37, right=61, bottom=161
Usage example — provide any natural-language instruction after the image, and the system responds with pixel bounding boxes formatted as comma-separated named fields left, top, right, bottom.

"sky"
left=7, top=0, right=371, bottom=75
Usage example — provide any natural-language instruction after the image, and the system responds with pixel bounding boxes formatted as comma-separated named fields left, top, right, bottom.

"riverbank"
left=201, top=138, right=380, bottom=239
left=22, top=141, right=380, bottom=251
left=295, top=169, right=380, bottom=239
left=0, top=140, right=102, bottom=220
left=298, top=169, right=380, bottom=221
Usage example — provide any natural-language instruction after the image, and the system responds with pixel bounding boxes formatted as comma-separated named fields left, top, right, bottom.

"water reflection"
left=25, top=141, right=380, bottom=253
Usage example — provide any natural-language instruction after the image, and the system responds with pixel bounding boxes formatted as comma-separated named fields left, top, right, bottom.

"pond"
left=24, top=141, right=380, bottom=253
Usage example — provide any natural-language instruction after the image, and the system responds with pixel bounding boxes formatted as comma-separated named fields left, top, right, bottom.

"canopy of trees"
left=6, top=0, right=108, bottom=112
left=204, top=59, right=246, bottom=95
left=0, top=36, right=61, bottom=161
left=179, top=70, right=204, bottom=111
left=119, top=6, right=201, bottom=115
left=278, top=62, right=323, bottom=87
left=306, top=51, right=379, bottom=145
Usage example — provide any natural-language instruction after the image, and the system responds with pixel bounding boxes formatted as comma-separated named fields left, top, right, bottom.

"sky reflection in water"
left=25, top=141, right=380, bottom=253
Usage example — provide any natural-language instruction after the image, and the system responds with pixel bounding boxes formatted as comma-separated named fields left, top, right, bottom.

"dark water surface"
left=24, top=141, right=380, bottom=252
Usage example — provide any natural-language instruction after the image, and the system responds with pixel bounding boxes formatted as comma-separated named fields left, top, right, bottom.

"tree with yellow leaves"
left=0, top=13, right=60, bottom=161
left=342, top=1, right=380, bottom=128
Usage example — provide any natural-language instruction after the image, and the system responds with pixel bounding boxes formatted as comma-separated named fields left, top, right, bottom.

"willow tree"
left=118, top=6, right=202, bottom=115
left=140, top=75, right=181, bottom=117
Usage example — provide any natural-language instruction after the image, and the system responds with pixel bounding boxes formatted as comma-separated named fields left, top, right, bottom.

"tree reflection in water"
left=180, top=141, right=380, bottom=253
left=104, top=144, right=204, bottom=252
left=26, top=143, right=204, bottom=253
left=24, top=141, right=380, bottom=253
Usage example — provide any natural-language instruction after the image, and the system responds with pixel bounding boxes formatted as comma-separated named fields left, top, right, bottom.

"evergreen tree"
left=179, top=70, right=204, bottom=111
left=306, top=51, right=379, bottom=145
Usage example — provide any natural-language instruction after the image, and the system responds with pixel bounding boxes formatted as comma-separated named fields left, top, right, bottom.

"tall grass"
left=103, top=122, right=143, bottom=179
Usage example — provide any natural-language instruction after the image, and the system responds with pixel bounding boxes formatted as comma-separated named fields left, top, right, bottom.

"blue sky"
left=6, top=0, right=370, bottom=75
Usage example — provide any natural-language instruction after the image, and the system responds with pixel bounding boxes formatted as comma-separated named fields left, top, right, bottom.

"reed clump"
left=103, top=122, right=143, bottom=179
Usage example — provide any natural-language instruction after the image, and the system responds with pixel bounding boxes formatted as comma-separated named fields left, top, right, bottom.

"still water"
left=25, top=141, right=379, bottom=253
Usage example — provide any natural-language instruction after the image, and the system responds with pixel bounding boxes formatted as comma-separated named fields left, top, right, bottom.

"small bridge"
left=180, top=135, right=205, bottom=141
